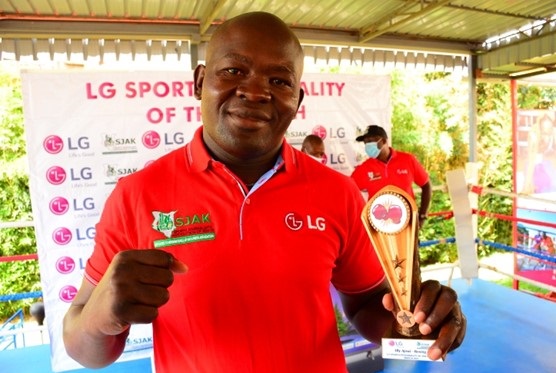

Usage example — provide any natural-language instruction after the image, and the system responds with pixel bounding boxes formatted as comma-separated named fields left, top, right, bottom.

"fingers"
left=413, top=280, right=457, bottom=335
left=409, top=280, right=465, bottom=360
left=112, top=297, right=164, bottom=325
left=116, top=249, right=180, bottom=269
left=105, top=250, right=188, bottom=324
left=427, top=302, right=466, bottom=360
left=115, top=250, right=188, bottom=279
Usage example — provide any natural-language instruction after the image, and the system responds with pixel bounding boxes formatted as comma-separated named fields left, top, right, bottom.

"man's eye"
left=271, top=78, right=291, bottom=87
left=225, top=68, right=241, bottom=75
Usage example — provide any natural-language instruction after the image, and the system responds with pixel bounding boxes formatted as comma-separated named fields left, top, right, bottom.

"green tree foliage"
left=474, top=82, right=513, bottom=255
left=518, top=85, right=556, bottom=109
left=390, top=70, right=469, bottom=265
left=0, top=67, right=40, bottom=320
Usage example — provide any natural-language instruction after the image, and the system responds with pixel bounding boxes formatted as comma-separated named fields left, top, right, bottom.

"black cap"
left=355, top=125, right=388, bottom=142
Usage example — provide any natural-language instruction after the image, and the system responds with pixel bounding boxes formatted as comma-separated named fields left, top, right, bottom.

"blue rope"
left=0, top=291, right=42, bottom=302
left=476, top=239, right=556, bottom=263
left=419, top=237, right=456, bottom=247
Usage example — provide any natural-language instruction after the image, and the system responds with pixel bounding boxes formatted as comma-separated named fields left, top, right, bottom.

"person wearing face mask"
left=351, top=125, right=432, bottom=228
left=301, top=134, right=326, bottom=164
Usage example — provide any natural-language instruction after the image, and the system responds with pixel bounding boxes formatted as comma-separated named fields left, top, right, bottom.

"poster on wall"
left=21, top=70, right=390, bottom=371
left=514, top=109, right=556, bottom=288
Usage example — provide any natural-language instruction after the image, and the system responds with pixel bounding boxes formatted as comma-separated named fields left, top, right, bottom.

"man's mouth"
left=228, top=109, right=271, bottom=126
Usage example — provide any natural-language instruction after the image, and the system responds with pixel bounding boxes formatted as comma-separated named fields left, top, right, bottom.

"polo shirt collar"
left=186, top=126, right=212, bottom=172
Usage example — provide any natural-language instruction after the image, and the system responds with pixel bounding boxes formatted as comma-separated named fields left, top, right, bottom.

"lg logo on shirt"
left=284, top=212, right=326, bottom=231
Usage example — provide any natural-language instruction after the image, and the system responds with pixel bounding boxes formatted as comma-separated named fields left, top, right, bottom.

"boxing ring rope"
left=473, top=209, right=556, bottom=229
left=0, top=292, right=42, bottom=303
left=0, top=221, right=35, bottom=229
left=0, top=254, right=38, bottom=263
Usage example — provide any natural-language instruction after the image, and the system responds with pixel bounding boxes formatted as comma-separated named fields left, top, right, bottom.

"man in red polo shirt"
left=351, top=125, right=432, bottom=228
left=63, top=12, right=464, bottom=373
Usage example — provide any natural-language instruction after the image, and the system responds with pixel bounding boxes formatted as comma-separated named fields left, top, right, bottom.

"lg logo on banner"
left=49, top=196, right=96, bottom=215
left=142, top=130, right=186, bottom=148
left=46, top=166, right=93, bottom=185
left=52, top=226, right=96, bottom=245
left=56, top=256, right=76, bottom=274
left=59, top=285, right=78, bottom=303
left=43, top=135, right=90, bottom=154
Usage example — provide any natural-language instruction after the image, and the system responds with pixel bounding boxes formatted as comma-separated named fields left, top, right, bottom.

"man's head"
left=301, top=134, right=325, bottom=161
left=194, top=12, right=305, bottom=161
left=355, top=125, right=389, bottom=159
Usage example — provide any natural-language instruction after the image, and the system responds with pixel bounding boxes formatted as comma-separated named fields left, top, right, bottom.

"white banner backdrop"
left=21, top=70, right=390, bottom=371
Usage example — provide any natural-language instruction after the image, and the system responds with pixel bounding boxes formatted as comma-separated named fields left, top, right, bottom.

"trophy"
left=361, top=185, right=434, bottom=360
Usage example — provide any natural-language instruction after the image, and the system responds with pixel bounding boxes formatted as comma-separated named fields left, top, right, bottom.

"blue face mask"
left=365, top=142, right=381, bottom=158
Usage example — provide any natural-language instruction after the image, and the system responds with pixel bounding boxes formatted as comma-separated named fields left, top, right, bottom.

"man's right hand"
left=63, top=249, right=187, bottom=368
left=87, top=249, right=188, bottom=335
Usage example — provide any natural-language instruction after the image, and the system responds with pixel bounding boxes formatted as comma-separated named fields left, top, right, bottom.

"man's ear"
left=193, top=64, right=206, bottom=100
left=297, top=88, right=305, bottom=110
left=296, top=88, right=305, bottom=110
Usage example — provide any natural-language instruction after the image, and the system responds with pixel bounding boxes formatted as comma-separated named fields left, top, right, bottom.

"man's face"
left=363, top=136, right=385, bottom=148
left=304, top=142, right=326, bottom=158
left=195, top=17, right=304, bottom=159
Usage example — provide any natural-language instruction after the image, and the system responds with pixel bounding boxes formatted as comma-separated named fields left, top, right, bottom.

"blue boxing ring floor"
left=1, top=278, right=555, bottom=373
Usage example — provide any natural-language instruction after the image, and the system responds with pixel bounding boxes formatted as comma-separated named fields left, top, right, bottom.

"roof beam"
left=0, top=19, right=199, bottom=41
left=359, top=0, right=453, bottom=43
left=198, top=0, right=228, bottom=35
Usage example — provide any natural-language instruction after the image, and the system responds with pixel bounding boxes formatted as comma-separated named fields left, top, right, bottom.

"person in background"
left=62, top=12, right=465, bottom=373
left=532, top=231, right=543, bottom=251
left=522, top=114, right=556, bottom=194
left=351, top=125, right=432, bottom=229
left=301, top=134, right=326, bottom=163
left=542, top=232, right=555, bottom=255
left=541, top=232, right=556, bottom=281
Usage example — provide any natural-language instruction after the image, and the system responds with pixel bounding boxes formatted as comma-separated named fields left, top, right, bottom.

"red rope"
left=473, top=209, right=556, bottom=229
left=0, top=254, right=38, bottom=263
left=427, top=210, right=454, bottom=219
left=470, top=185, right=483, bottom=195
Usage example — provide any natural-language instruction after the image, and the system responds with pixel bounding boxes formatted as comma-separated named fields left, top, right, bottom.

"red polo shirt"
left=85, top=126, right=385, bottom=373
left=351, top=148, right=429, bottom=200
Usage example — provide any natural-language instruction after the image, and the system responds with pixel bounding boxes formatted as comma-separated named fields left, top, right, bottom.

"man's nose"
left=236, top=76, right=271, bottom=102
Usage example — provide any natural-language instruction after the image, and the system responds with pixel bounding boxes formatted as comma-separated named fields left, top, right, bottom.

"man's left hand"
left=383, top=279, right=466, bottom=360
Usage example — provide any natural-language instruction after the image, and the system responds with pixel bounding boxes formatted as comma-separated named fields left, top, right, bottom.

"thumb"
left=382, top=292, right=394, bottom=311
left=169, top=255, right=188, bottom=274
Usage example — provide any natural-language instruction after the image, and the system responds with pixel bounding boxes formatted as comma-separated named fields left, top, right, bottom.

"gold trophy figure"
left=361, top=185, right=422, bottom=338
